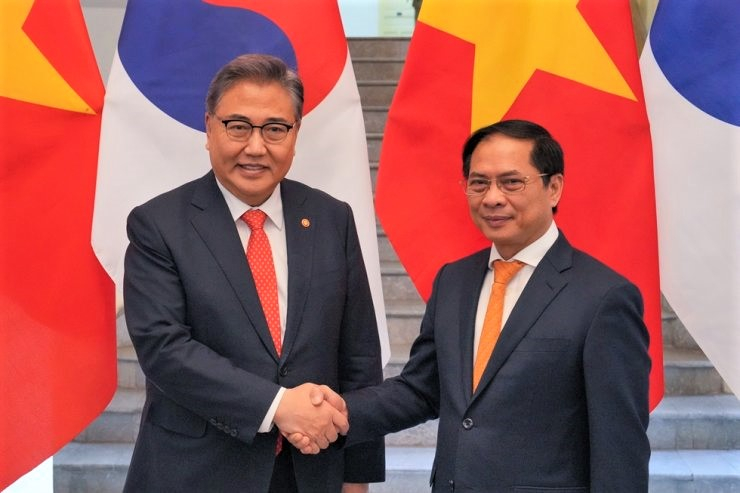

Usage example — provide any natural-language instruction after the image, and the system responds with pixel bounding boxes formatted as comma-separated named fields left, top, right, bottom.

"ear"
left=204, top=113, right=212, bottom=150
left=548, top=173, right=564, bottom=208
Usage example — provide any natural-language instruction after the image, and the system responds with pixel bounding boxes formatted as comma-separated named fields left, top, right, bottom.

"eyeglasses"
left=461, top=173, right=551, bottom=196
left=217, top=117, right=296, bottom=144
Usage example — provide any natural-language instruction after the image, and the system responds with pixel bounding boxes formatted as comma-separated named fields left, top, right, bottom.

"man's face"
left=205, top=80, right=299, bottom=206
left=467, top=134, right=563, bottom=259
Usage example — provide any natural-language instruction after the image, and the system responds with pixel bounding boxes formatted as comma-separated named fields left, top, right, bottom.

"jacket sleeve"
left=344, top=265, right=443, bottom=444
left=583, top=281, right=651, bottom=490
left=335, top=203, right=386, bottom=483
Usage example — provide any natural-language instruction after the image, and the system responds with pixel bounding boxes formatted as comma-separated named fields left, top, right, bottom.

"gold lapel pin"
left=301, top=218, right=310, bottom=228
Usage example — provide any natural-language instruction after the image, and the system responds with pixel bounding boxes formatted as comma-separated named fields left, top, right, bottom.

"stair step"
left=664, top=347, right=730, bottom=395
left=649, top=450, right=740, bottom=492
left=373, top=448, right=740, bottom=493
left=117, top=344, right=145, bottom=390
left=366, top=132, right=383, bottom=162
left=648, top=395, right=740, bottom=450
left=353, top=59, right=405, bottom=81
left=74, top=388, right=144, bottom=443
left=386, top=299, right=425, bottom=347
left=53, top=443, right=740, bottom=493
left=358, top=82, right=398, bottom=108
left=382, top=267, right=422, bottom=302
left=385, top=420, right=438, bottom=448
left=363, top=106, right=389, bottom=134
left=377, top=232, right=400, bottom=265
left=371, top=447, right=433, bottom=493
left=115, top=313, right=131, bottom=347
left=54, top=442, right=132, bottom=493
left=348, top=37, right=410, bottom=58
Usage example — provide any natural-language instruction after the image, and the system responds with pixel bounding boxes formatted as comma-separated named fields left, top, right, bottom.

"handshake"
left=273, top=383, right=348, bottom=455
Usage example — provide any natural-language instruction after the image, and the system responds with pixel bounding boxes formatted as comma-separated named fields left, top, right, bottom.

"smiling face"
left=467, top=133, right=563, bottom=259
left=205, top=80, right=299, bottom=206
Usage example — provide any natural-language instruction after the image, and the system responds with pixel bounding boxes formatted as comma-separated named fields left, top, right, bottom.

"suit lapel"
left=279, top=180, right=313, bottom=360
left=459, top=250, right=491, bottom=403
left=189, top=172, right=280, bottom=361
left=472, top=233, right=573, bottom=398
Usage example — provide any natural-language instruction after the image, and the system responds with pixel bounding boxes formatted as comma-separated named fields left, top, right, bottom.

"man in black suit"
left=301, top=119, right=651, bottom=491
left=123, top=54, right=383, bottom=493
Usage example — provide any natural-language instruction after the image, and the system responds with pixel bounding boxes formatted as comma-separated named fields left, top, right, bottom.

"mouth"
left=482, top=214, right=511, bottom=227
left=236, top=163, right=269, bottom=175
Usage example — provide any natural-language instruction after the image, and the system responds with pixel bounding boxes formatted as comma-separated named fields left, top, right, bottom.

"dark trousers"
left=268, top=447, right=298, bottom=493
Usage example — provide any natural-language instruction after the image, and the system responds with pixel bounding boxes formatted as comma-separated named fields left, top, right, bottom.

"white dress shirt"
left=473, top=221, right=559, bottom=356
left=216, top=180, right=287, bottom=432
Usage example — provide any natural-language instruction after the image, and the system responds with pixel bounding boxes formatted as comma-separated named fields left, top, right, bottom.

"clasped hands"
left=273, top=383, right=346, bottom=455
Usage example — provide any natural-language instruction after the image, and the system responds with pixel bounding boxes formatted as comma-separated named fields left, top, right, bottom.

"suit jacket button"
left=462, top=418, right=474, bottom=430
left=279, top=366, right=289, bottom=377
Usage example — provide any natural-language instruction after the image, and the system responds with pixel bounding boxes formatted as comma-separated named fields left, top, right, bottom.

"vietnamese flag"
left=0, top=0, right=116, bottom=488
left=376, top=0, right=663, bottom=409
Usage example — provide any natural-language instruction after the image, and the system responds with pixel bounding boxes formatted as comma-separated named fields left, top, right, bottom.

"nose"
left=242, top=130, right=267, bottom=154
left=480, top=183, right=506, bottom=207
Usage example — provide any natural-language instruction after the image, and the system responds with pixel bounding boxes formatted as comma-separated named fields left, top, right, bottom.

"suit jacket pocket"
left=147, top=396, right=207, bottom=438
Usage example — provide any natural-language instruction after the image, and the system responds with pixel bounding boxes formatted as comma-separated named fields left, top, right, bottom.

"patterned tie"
left=242, top=210, right=283, bottom=454
left=242, top=209, right=282, bottom=356
left=473, top=259, right=525, bottom=391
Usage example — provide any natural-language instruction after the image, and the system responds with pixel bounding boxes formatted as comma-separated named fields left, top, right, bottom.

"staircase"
left=53, top=37, right=740, bottom=493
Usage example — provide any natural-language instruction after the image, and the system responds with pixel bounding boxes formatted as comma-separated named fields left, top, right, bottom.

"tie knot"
left=492, top=260, right=525, bottom=285
left=242, top=209, right=267, bottom=231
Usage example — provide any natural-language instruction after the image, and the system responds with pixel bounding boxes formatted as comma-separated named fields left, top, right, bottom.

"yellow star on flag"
left=0, top=0, right=95, bottom=114
left=420, top=0, right=636, bottom=129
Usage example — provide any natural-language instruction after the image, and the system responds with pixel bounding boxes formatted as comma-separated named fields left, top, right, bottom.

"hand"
left=274, top=383, right=348, bottom=452
left=283, top=385, right=348, bottom=454
left=283, top=430, right=318, bottom=454
left=342, top=483, right=369, bottom=493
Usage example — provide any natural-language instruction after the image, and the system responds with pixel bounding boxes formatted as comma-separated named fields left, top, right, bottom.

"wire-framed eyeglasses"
left=217, top=117, right=296, bottom=144
left=461, top=173, right=551, bottom=196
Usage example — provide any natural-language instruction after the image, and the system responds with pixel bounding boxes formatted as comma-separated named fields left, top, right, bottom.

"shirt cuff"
left=258, top=387, right=286, bottom=433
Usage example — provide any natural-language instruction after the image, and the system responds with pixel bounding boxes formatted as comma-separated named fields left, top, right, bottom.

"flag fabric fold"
left=0, top=0, right=115, bottom=488
left=376, top=0, right=663, bottom=408
left=92, top=0, right=389, bottom=364
left=641, top=0, right=740, bottom=396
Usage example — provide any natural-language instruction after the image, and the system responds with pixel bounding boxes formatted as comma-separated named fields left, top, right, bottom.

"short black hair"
left=461, top=119, right=564, bottom=180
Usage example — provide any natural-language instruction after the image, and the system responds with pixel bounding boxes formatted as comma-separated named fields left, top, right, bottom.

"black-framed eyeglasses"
left=461, top=173, right=551, bottom=196
left=217, top=117, right=296, bottom=144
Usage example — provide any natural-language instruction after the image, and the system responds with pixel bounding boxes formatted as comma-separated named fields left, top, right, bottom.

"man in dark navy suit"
left=123, top=54, right=383, bottom=493
left=303, top=120, right=651, bottom=492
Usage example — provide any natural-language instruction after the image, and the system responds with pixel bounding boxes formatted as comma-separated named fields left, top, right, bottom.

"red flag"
left=376, top=0, right=663, bottom=409
left=0, top=0, right=115, bottom=487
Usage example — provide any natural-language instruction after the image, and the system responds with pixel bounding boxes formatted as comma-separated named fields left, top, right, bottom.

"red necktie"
left=242, top=209, right=282, bottom=356
left=473, top=260, right=525, bottom=391
left=242, top=210, right=283, bottom=454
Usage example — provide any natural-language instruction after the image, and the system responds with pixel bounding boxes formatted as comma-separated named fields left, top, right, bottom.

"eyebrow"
left=469, top=170, right=523, bottom=178
left=220, top=114, right=292, bottom=124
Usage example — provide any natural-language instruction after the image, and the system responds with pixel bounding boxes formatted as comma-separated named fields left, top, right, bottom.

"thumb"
left=309, top=385, right=326, bottom=406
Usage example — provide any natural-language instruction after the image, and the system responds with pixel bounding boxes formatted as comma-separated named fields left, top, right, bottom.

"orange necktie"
left=473, top=260, right=525, bottom=391
left=242, top=210, right=283, bottom=454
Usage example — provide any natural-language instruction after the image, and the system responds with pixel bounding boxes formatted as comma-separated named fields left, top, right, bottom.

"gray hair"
left=205, top=54, right=304, bottom=121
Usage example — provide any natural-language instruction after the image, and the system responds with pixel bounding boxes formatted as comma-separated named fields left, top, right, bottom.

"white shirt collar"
left=488, top=221, right=559, bottom=269
left=215, top=179, right=284, bottom=231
